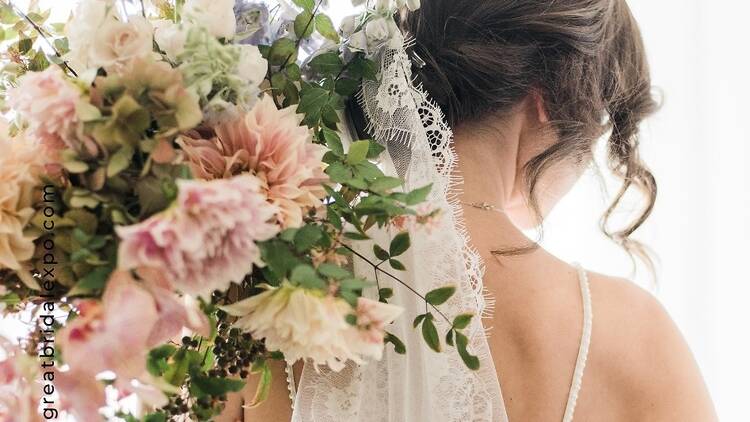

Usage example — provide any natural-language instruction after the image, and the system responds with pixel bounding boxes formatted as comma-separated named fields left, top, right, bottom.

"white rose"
left=396, top=0, right=421, bottom=11
left=237, top=44, right=268, bottom=85
left=64, top=0, right=116, bottom=72
left=88, top=15, right=154, bottom=69
left=348, top=31, right=368, bottom=53
left=184, top=0, right=237, bottom=39
left=365, top=18, right=390, bottom=48
left=375, top=0, right=393, bottom=13
left=340, top=15, right=357, bottom=38
left=154, top=19, right=188, bottom=61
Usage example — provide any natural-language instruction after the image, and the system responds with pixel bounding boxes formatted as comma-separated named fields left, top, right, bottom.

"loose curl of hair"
left=397, top=0, right=658, bottom=274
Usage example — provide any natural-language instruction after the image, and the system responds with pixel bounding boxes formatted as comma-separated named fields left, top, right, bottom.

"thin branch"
left=341, top=244, right=453, bottom=326
left=8, top=1, right=78, bottom=77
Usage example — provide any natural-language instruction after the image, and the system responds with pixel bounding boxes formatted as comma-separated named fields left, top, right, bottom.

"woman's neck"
left=452, top=118, right=536, bottom=264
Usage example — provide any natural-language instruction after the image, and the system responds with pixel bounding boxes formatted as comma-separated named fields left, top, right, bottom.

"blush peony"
left=179, top=95, right=328, bottom=228
left=116, top=174, right=279, bottom=299
left=7, top=67, right=81, bottom=153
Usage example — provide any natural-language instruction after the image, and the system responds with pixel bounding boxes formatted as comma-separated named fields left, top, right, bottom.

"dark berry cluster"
left=209, top=310, right=266, bottom=380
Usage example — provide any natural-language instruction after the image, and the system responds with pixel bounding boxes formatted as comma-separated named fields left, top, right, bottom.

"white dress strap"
left=562, top=264, right=593, bottom=422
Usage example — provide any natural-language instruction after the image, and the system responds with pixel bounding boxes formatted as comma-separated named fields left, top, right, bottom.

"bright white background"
left=4, top=0, right=748, bottom=420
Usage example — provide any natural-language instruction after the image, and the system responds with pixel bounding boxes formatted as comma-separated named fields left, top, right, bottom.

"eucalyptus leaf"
left=294, top=10, right=315, bottom=38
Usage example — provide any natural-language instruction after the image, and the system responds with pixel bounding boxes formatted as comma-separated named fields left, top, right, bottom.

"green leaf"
left=308, top=51, right=344, bottom=75
left=315, top=13, right=339, bottom=43
left=373, top=244, right=390, bottom=261
left=455, top=331, right=480, bottom=370
left=452, top=313, right=474, bottom=330
left=144, top=413, right=167, bottom=422
left=290, top=265, right=325, bottom=289
left=70, top=266, right=113, bottom=294
left=107, top=145, right=134, bottom=177
left=389, top=232, right=410, bottom=257
left=425, top=286, right=456, bottom=306
left=285, top=63, right=302, bottom=81
left=385, top=332, right=406, bottom=354
left=269, top=38, right=297, bottom=65
left=294, top=225, right=323, bottom=252
left=325, top=162, right=352, bottom=183
left=322, top=127, right=344, bottom=156
left=413, top=313, right=427, bottom=328
left=317, top=263, right=350, bottom=279
left=18, top=37, right=32, bottom=54
left=347, top=140, right=370, bottom=165
left=343, top=231, right=369, bottom=240
left=76, top=101, right=102, bottom=122
left=369, top=176, right=403, bottom=193
left=421, top=314, right=441, bottom=352
left=335, top=78, right=360, bottom=97
left=348, top=55, right=378, bottom=81
left=296, top=85, right=329, bottom=123
left=147, top=345, right=177, bottom=376
left=388, top=259, right=405, bottom=271
left=340, top=277, right=371, bottom=291
left=190, top=373, right=246, bottom=399
left=260, top=240, right=299, bottom=279
left=248, top=360, right=273, bottom=407
left=445, top=329, right=455, bottom=347
left=367, top=141, right=386, bottom=159
left=270, top=72, right=288, bottom=91
left=379, top=287, right=394, bottom=301
left=294, top=10, right=315, bottom=38
left=327, top=207, right=343, bottom=230
left=292, top=0, right=314, bottom=12
left=406, top=184, right=432, bottom=205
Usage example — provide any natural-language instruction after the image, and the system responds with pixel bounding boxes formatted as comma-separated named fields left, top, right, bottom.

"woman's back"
left=477, top=244, right=716, bottom=421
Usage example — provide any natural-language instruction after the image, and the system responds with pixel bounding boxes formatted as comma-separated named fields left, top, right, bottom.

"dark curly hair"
left=398, top=0, right=658, bottom=273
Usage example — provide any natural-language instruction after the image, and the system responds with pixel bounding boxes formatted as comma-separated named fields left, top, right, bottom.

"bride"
left=220, top=0, right=716, bottom=420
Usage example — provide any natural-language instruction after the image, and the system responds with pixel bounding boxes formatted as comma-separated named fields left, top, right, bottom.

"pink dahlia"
left=116, top=174, right=279, bottom=299
left=179, top=95, right=328, bottom=228
left=7, top=67, right=81, bottom=154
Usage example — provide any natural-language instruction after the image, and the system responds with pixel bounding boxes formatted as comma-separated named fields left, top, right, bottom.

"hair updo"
left=400, top=0, right=658, bottom=272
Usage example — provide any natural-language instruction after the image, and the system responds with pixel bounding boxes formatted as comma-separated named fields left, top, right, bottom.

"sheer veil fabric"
left=291, top=38, right=507, bottom=422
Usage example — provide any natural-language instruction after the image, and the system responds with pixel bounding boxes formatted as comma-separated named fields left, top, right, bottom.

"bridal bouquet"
left=0, top=0, right=475, bottom=420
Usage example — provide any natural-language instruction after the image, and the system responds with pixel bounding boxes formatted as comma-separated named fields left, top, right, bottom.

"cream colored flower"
left=222, top=283, right=358, bottom=371
left=237, top=44, right=267, bottom=85
left=222, top=283, right=403, bottom=371
left=154, top=19, right=188, bottom=61
left=184, top=0, right=237, bottom=39
left=0, top=131, right=44, bottom=285
left=89, top=15, right=154, bottom=70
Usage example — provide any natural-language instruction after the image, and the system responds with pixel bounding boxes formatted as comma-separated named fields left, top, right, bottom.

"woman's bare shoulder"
left=586, top=272, right=717, bottom=421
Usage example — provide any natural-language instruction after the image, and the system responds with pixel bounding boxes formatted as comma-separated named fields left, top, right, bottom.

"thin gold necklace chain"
left=460, top=201, right=506, bottom=214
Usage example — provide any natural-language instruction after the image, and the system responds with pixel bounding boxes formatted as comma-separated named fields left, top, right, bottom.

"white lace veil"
left=291, top=33, right=507, bottom=422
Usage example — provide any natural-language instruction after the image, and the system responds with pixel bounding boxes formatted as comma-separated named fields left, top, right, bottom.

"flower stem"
left=8, top=1, right=78, bottom=77
left=341, top=244, right=453, bottom=326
